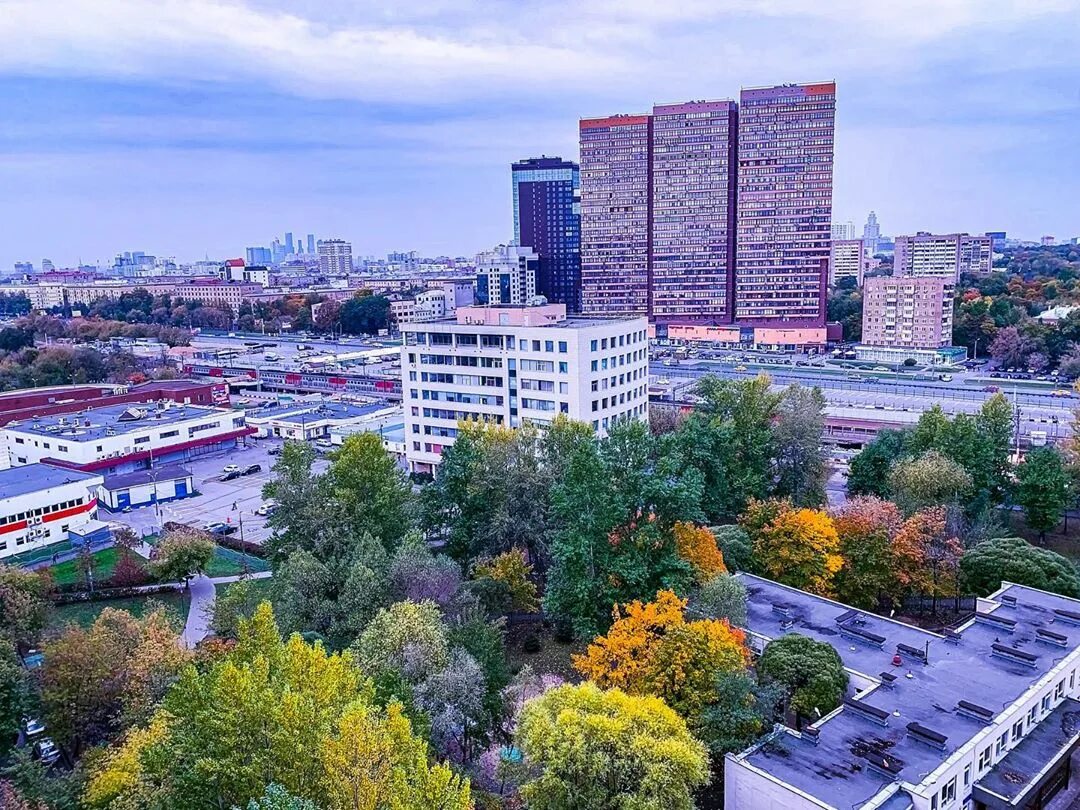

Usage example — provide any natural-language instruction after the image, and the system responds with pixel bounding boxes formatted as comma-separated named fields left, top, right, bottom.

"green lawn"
left=204, top=546, right=271, bottom=577
left=48, top=590, right=190, bottom=632
left=47, top=546, right=137, bottom=586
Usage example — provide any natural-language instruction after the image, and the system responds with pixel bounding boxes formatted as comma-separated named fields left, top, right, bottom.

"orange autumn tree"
left=892, top=506, right=963, bottom=615
left=573, top=590, right=749, bottom=718
left=673, top=521, right=728, bottom=583
left=748, top=501, right=842, bottom=597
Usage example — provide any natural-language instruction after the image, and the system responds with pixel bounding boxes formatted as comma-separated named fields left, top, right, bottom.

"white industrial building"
left=400, top=303, right=649, bottom=473
left=1, top=402, right=252, bottom=474
left=726, top=574, right=1080, bottom=810
left=0, top=463, right=104, bottom=560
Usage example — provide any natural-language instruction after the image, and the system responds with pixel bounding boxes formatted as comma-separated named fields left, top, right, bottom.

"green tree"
left=772, top=385, right=829, bottom=507
left=757, top=634, right=848, bottom=724
left=262, top=441, right=335, bottom=563
left=352, top=600, right=449, bottom=686
left=960, top=537, right=1080, bottom=598
left=1016, top=446, right=1072, bottom=541
left=0, top=639, right=28, bottom=757
left=696, top=572, right=748, bottom=627
left=0, top=565, right=51, bottom=646
left=888, top=450, right=973, bottom=516
left=711, top=525, right=758, bottom=573
left=847, top=429, right=908, bottom=498
left=339, top=293, right=391, bottom=335
left=244, top=784, right=318, bottom=810
left=516, top=683, right=709, bottom=810
left=697, top=670, right=785, bottom=756
left=149, top=529, right=214, bottom=584
left=325, top=432, right=412, bottom=551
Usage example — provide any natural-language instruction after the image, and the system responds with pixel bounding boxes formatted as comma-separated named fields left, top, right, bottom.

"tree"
left=573, top=590, right=749, bottom=719
left=772, top=385, right=829, bottom=507
left=210, top=576, right=268, bottom=640
left=471, top=548, right=539, bottom=613
left=325, top=432, right=412, bottom=551
left=697, top=670, right=785, bottom=756
left=711, top=525, right=757, bottom=573
left=989, top=325, right=1033, bottom=369
left=262, top=441, right=335, bottom=563
left=0, top=640, right=28, bottom=757
left=1016, top=446, right=1072, bottom=541
left=750, top=504, right=843, bottom=597
left=888, top=451, right=973, bottom=516
left=672, top=521, right=727, bottom=583
left=0, top=781, right=48, bottom=810
left=696, top=573, right=748, bottom=627
left=0, top=565, right=51, bottom=646
left=85, top=603, right=471, bottom=810
left=516, top=683, right=709, bottom=810
left=961, top=537, right=1080, bottom=598
left=42, top=606, right=189, bottom=755
left=757, top=634, right=848, bottom=723
left=352, top=600, right=450, bottom=686
left=892, top=507, right=964, bottom=613
left=831, top=496, right=905, bottom=610
left=847, top=429, right=909, bottom=498
left=388, top=537, right=463, bottom=609
left=148, top=529, right=214, bottom=584
left=415, top=648, right=487, bottom=764
left=244, top=784, right=318, bottom=810
left=339, top=293, right=391, bottom=335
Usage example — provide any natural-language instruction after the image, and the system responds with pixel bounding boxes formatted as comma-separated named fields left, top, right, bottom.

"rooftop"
left=250, top=401, right=390, bottom=425
left=0, top=462, right=103, bottom=499
left=101, top=464, right=192, bottom=490
left=5, top=402, right=232, bottom=442
left=736, top=574, right=1080, bottom=809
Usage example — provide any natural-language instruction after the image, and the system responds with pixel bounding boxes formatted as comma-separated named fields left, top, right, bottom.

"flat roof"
left=251, top=401, right=388, bottom=425
left=736, top=575, right=1080, bottom=809
left=408, top=315, right=646, bottom=330
left=5, top=402, right=232, bottom=442
left=0, top=463, right=102, bottom=498
left=102, top=464, right=192, bottom=490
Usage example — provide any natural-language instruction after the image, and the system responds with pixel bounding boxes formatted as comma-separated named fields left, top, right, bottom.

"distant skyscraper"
left=285, top=232, right=295, bottom=255
left=829, top=240, right=867, bottom=286
left=317, top=239, right=353, bottom=275
left=246, top=247, right=272, bottom=266
left=306, top=234, right=315, bottom=254
left=14, top=261, right=32, bottom=276
left=512, top=156, right=581, bottom=311
left=579, top=113, right=652, bottom=317
left=832, top=221, right=856, bottom=241
left=735, top=82, right=835, bottom=326
left=863, top=211, right=881, bottom=256
left=41, top=259, right=55, bottom=272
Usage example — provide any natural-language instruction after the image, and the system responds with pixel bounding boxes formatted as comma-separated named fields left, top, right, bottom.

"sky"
left=0, top=0, right=1078, bottom=270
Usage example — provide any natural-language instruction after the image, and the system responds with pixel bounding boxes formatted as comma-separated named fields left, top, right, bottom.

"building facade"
left=475, top=244, right=539, bottom=305
left=317, top=239, right=353, bottom=275
left=829, top=239, right=868, bottom=286
left=579, top=114, right=653, bottom=317
left=0, top=464, right=104, bottom=560
left=512, top=157, right=582, bottom=311
left=863, top=210, right=881, bottom=256
left=861, top=275, right=954, bottom=349
left=735, top=82, right=835, bottom=328
left=894, top=233, right=993, bottom=281
left=400, top=304, right=649, bottom=473
left=726, top=574, right=1080, bottom=810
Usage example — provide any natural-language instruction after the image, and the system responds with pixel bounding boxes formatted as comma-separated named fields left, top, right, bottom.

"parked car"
left=242, top=464, right=262, bottom=476
left=34, top=738, right=60, bottom=766
left=267, top=445, right=282, bottom=455
left=205, top=522, right=236, bottom=536
left=984, top=385, right=1001, bottom=393
left=256, top=502, right=275, bottom=517
left=223, top=464, right=240, bottom=474
left=221, top=470, right=241, bottom=482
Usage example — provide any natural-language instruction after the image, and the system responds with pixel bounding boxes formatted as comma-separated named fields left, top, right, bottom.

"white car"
left=223, top=464, right=240, bottom=474
left=255, top=502, right=275, bottom=516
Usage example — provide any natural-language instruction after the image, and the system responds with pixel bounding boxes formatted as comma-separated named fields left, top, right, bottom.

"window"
left=590, top=339, right=597, bottom=351
left=1043, top=695, right=1052, bottom=713
left=160, top=430, right=179, bottom=439
left=1012, top=720, right=1023, bottom=741
left=134, top=436, right=150, bottom=445
left=544, top=340, right=554, bottom=352
left=558, top=341, right=567, bottom=353
left=941, top=777, right=956, bottom=805
left=978, top=747, right=992, bottom=771
left=1029, top=706, right=1037, bottom=727
left=1056, top=680, right=1065, bottom=700
left=995, top=731, right=1008, bottom=755
left=963, top=765, right=971, bottom=787
left=559, top=362, right=568, bottom=373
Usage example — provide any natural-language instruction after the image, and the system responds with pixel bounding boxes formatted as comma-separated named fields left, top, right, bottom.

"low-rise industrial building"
left=0, top=464, right=104, bottom=560
left=726, top=574, right=1080, bottom=810
left=98, top=464, right=195, bottom=512
left=246, top=401, right=398, bottom=441
left=1, top=402, right=252, bottom=474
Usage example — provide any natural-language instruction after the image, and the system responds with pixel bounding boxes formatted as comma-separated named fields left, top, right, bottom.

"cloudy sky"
left=1, top=0, right=1078, bottom=269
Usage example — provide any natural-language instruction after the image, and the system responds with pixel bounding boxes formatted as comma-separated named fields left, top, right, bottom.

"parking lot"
left=112, top=438, right=328, bottom=544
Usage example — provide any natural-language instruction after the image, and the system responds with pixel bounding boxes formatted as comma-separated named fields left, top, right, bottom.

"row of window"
left=0, top=496, right=86, bottom=526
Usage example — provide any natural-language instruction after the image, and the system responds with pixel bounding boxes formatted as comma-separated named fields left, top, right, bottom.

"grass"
left=204, top=546, right=271, bottom=577
left=505, top=623, right=586, bottom=682
left=47, top=546, right=133, bottom=586
left=47, top=590, right=190, bottom=633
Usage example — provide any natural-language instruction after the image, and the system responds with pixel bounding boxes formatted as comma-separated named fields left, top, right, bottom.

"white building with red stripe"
left=0, top=464, right=103, bottom=560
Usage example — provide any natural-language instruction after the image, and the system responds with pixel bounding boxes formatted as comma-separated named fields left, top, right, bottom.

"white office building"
left=400, top=303, right=649, bottom=473
left=726, top=574, right=1080, bottom=810
left=475, top=244, right=538, bottom=306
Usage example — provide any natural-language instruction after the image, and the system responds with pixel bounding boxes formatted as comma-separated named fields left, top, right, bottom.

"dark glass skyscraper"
left=511, top=157, right=581, bottom=311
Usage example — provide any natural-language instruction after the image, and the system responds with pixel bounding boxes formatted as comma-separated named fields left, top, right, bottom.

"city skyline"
left=1, top=1, right=1078, bottom=269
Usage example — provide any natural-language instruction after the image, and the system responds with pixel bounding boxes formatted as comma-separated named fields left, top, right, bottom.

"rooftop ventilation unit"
left=801, top=726, right=820, bottom=746
left=976, top=612, right=1017, bottom=632
left=957, top=700, right=995, bottom=723
left=772, top=602, right=793, bottom=619
left=1035, top=628, right=1069, bottom=648
left=897, top=643, right=928, bottom=663
left=843, top=698, right=890, bottom=727
left=1000, top=594, right=1017, bottom=606
left=839, top=623, right=886, bottom=648
left=862, top=752, right=903, bottom=779
left=906, top=722, right=948, bottom=751
left=879, top=671, right=897, bottom=688
left=943, top=629, right=962, bottom=644
left=991, top=643, right=1038, bottom=668
left=835, top=609, right=859, bottom=625
left=1054, top=608, right=1080, bottom=627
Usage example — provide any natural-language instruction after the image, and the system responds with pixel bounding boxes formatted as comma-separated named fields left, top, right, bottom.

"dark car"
left=221, top=470, right=241, bottom=481
left=242, top=464, right=262, bottom=476
left=205, top=522, right=237, bottom=536
left=267, top=446, right=282, bottom=456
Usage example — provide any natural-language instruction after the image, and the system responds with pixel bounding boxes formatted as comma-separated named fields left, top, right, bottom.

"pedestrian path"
left=180, top=570, right=273, bottom=648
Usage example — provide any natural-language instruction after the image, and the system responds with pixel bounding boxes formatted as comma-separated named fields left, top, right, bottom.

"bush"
left=522, top=633, right=542, bottom=653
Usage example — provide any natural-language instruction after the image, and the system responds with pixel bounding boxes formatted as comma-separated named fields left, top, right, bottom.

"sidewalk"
left=181, top=570, right=273, bottom=649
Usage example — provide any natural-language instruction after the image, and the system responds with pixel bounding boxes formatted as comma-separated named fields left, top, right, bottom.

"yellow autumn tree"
left=673, top=521, right=728, bottom=582
left=753, top=506, right=843, bottom=596
left=573, top=590, right=749, bottom=718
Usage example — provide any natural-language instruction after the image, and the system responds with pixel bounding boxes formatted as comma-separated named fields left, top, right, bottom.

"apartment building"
left=400, top=303, right=649, bottom=474
left=829, top=239, right=869, bottom=286
left=894, top=233, right=993, bottom=281
left=317, top=239, right=353, bottom=275
left=861, top=276, right=954, bottom=349
left=726, top=574, right=1080, bottom=810
left=475, top=243, right=539, bottom=305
